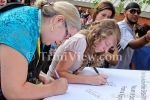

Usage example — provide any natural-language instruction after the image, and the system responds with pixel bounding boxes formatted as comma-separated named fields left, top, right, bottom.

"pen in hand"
left=88, top=61, right=100, bottom=75
left=93, top=67, right=99, bottom=75
left=54, top=70, right=60, bottom=79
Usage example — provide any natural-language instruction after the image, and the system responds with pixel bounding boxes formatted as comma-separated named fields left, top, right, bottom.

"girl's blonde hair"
left=80, top=19, right=120, bottom=68
left=34, top=0, right=81, bottom=31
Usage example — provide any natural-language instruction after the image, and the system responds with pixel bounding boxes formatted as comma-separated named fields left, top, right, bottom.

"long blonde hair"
left=34, top=0, right=81, bottom=31
left=80, top=19, right=120, bottom=67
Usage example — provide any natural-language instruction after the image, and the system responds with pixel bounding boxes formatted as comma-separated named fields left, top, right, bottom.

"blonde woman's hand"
left=88, top=74, right=108, bottom=86
left=51, top=78, right=68, bottom=95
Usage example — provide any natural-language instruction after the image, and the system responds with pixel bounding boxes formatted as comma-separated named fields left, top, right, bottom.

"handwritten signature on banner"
left=85, top=89, right=102, bottom=98
left=106, top=82, right=116, bottom=87
left=115, top=72, right=149, bottom=100
left=141, top=71, right=148, bottom=100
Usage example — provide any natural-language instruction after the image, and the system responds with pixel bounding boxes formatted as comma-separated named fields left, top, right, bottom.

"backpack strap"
left=27, top=38, right=43, bottom=84
left=0, top=2, right=24, bottom=12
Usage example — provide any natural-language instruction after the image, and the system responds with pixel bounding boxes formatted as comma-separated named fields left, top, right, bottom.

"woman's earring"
left=50, top=26, right=54, bottom=32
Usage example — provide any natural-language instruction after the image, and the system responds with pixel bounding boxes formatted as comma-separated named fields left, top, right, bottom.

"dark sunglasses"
left=129, top=9, right=141, bottom=15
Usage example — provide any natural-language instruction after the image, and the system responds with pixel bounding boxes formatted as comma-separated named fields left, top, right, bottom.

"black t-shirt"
left=78, top=10, right=83, bottom=15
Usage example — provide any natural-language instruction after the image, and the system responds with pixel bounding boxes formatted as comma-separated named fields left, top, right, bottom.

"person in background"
left=109, top=2, right=150, bottom=69
left=0, top=0, right=6, bottom=7
left=23, top=0, right=35, bottom=6
left=80, top=10, right=86, bottom=25
left=83, top=9, right=90, bottom=22
left=78, top=6, right=83, bottom=17
left=86, top=15, right=92, bottom=25
left=130, top=24, right=150, bottom=70
left=0, top=0, right=81, bottom=99
left=83, top=0, right=115, bottom=27
left=47, top=19, right=121, bottom=86
left=82, top=0, right=118, bottom=67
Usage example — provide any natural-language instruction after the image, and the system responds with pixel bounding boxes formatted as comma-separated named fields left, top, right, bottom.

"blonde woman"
left=0, top=0, right=81, bottom=99
left=47, top=19, right=121, bottom=86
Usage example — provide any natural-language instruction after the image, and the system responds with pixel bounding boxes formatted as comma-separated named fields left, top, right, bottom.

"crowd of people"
left=0, top=0, right=35, bottom=6
left=0, top=0, right=150, bottom=99
left=78, top=7, right=91, bottom=25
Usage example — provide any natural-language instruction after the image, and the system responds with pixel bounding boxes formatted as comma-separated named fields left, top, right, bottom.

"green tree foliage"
left=92, top=0, right=150, bottom=15
left=92, top=0, right=101, bottom=9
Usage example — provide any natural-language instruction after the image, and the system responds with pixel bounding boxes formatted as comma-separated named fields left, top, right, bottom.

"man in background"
left=110, top=2, right=150, bottom=69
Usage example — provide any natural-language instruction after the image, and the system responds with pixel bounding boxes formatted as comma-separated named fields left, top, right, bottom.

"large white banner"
left=44, top=68, right=150, bottom=100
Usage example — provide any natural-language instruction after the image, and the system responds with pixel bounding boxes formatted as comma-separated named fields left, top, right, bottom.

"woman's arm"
left=54, top=51, right=108, bottom=86
left=0, top=44, right=68, bottom=99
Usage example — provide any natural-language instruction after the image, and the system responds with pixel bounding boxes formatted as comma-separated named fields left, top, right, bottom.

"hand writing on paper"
left=88, top=74, right=108, bottom=86
left=51, top=78, right=68, bottom=95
